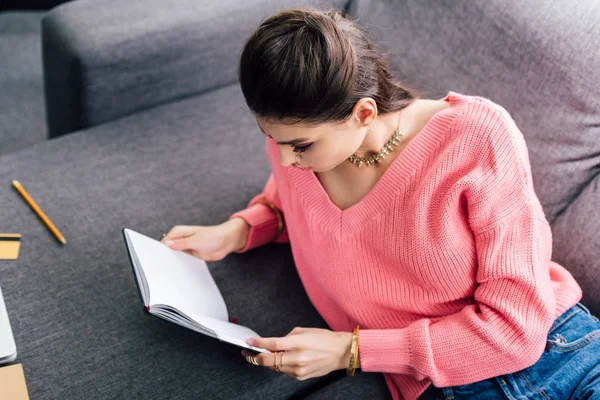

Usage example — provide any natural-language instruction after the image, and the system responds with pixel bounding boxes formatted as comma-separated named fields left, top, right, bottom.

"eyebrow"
left=256, top=121, right=311, bottom=145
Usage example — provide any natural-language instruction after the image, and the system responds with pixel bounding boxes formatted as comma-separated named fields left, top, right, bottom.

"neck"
left=353, top=109, right=404, bottom=158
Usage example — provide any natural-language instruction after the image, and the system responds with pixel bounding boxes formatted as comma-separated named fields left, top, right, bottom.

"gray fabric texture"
left=0, top=83, right=389, bottom=399
left=550, top=177, right=600, bottom=314
left=351, top=0, right=600, bottom=226
left=41, top=0, right=348, bottom=139
left=302, top=371, right=391, bottom=399
left=2, top=0, right=599, bottom=397
left=0, top=11, right=48, bottom=156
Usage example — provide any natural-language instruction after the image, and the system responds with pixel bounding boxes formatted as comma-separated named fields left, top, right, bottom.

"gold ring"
left=274, top=351, right=284, bottom=372
left=246, top=354, right=259, bottom=366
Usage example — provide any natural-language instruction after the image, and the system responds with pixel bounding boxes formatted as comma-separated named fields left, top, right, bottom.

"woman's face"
left=256, top=99, right=376, bottom=173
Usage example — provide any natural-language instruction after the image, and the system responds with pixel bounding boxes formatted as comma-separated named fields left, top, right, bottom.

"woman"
left=162, top=7, right=600, bottom=400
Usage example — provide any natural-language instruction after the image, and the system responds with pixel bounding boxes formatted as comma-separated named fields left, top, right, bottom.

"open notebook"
left=122, top=228, right=269, bottom=353
left=0, top=284, right=17, bottom=365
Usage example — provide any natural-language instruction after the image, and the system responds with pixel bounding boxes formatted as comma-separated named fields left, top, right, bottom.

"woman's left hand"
left=242, top=327, right=356, bottom=381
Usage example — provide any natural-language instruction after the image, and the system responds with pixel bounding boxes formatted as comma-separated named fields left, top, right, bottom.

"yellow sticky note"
left=0, top=364, right=30, bottom=400
left=0, top=234, right=21, bottom=260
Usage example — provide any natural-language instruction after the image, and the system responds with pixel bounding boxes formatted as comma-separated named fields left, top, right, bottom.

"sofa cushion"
left=0, top=83, right=375, bottom=398
left=42, top=0, right=349, bottom=138
left=551, top=176, right=600, bottom=315
left=0, top=11, right=47, bottom=155
left=351, top=0, right=600, bottom=227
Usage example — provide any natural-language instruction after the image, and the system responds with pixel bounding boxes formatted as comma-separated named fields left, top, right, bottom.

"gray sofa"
left=0, top=11, right=47, bottom=156
left=1, top=0, right=598, bottom=398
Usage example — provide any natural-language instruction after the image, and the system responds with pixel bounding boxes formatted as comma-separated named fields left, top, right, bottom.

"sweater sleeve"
left=229, top=172, right=289, bottom=253
left=357, top=100, right=557, bottom=387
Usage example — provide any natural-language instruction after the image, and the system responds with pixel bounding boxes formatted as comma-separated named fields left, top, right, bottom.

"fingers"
left=242, top=350, right=274, bottom=368
left=162, top=225, right=196, bottom=250
left=246, top=328, right=305, bottom=352
left=161, top=225, right=196, bottom=243
left=254, top=351, right=306, bottom=370
left=241, top=350, right=311, bottom=380
left=246, top=336, right=293, bottom=352
left=160, top=224, right=230, bottom=261
left=166, top=238, right=191, bottom=251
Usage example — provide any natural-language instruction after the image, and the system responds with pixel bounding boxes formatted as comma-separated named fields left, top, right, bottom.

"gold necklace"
left=348, top=119, right=405, bottom=167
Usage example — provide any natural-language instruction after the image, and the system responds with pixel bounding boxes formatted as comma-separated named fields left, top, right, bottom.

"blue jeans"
left=420, top=302, right=600, bottom=399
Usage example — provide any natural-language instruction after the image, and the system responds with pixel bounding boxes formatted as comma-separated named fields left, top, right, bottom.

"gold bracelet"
left=347, top=325, right=360, bottom=376
left=255, top=200, right=284, bottom=241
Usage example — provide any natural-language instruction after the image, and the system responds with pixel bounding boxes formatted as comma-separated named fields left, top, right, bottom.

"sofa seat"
left=0, top=83, right=370, bottom=399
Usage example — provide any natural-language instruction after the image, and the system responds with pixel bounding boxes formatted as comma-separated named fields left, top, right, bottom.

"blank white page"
left=124, top=229, right=228, bottom=322
left=185, top=312, right=269, bottom=353
left=0, top=285, right=17, bottom=364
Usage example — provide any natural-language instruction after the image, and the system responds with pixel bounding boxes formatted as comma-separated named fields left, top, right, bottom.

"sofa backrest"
left=42, top=0, right=349, bottom=139
left=351, top=0, right=600, bottom=226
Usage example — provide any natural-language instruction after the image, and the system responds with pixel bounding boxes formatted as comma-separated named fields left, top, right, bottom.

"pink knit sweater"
left=229, top=91, right=582, bottom=400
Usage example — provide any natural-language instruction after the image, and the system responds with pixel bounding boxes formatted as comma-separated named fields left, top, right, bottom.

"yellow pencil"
left=12, top=180, right=67, bottom=245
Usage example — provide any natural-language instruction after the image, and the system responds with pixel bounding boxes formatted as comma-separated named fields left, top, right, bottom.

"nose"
left=279, top=146, right=297, bottom=167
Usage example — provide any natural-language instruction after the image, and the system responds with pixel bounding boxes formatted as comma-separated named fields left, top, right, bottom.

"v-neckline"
left=287, top=91, right=465, bottom=240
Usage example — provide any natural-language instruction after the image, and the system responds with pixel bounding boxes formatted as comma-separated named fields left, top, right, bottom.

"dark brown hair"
left=238, top=7, right=418, bottom=125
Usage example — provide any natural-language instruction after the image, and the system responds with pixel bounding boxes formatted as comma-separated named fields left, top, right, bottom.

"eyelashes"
left=293, top=143, right=313, bottom=153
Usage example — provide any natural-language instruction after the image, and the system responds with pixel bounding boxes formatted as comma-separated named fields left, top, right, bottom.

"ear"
left=352, top=98, right=378, bottom=127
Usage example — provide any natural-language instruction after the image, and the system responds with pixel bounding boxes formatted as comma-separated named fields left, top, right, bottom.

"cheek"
left=309, top=140, right=353, bottom=170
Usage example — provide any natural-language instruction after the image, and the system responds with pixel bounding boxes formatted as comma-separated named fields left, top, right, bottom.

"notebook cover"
left=0, top=364, right=29, bottom=400
left=120, top=229, right=269, bottom=353
left=0, top=283, right=17, bottom=365
left=0, top=234, right=21, bottom=260
left=122, top=228, right=150, bottom=313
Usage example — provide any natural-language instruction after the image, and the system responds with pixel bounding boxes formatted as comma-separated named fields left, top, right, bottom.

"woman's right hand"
left=160, top=218, right=250, bottom=261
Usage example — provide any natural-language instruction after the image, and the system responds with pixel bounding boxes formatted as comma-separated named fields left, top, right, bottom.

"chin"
left=309, top=166, right=332, bottom=173
left=292, top=164, right=312, bottom=170
left=312, top=160, right=347, bottom=172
